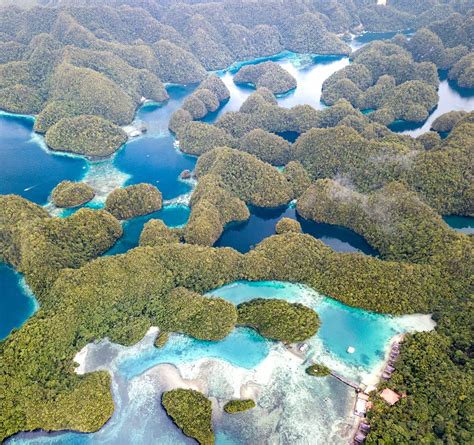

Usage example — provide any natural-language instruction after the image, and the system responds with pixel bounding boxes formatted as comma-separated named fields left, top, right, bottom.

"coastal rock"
left=180, top=169, right=192, bottom=180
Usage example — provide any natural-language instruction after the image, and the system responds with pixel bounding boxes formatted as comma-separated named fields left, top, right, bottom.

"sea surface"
left=443, top=215, right=474, bottom=234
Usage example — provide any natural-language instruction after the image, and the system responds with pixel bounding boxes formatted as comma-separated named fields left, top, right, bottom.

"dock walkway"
left=330, top=371, right=360, bottom=390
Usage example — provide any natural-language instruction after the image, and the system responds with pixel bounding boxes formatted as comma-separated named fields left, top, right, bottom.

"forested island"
left=0, top=1, right=473, bottom=445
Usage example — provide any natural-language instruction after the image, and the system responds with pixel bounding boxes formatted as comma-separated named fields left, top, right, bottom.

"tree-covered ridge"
left=320, top=17, right=474, bottom=120
left=51, top=180, right=95, bottom=208
left=182, top=147, right=295, bottom=246
left=169, top=75, right=230, bottom=134
left=162, top=389, right=214, bottom=445
left=0, top=195, right=122, bottom=301
left=0, top=0, right=353, bottom=151
left=322, top=40, right=440, bottom=123
left=0, top=201, right=469, bottom=442
left=291, top=117, right=473, bottom=215
left=297, top=180, right=472, bottom=295
left=184, top=173, right=249, bottom=246
left=0, top=2, right=472, bottom=444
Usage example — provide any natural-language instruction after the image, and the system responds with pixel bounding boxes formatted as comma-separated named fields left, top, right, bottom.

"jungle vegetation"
left=45, top=115, right=127, bottom=157
left=104, top=183, right=163, bottom=220
left=233, top=61, right=297, bottom=95
left=51, top=180, right=95, bottom=208
left=237, top=298, right=320, bottom=343
left=305, top=363, right=331, bottom=377
left=162, top=389, right=214, bottom=445
left=0, top=1, right=473, bottom=444
left=223, top=399, right=256, bottom=414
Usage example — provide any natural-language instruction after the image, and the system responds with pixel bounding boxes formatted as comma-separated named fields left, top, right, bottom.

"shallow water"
left=8, top=280, right=434, bottom=445
left=0, top=31, right=470, bottom=445
left=216, top=205, right=378, bottom=256
left=0, top=264, right=37, bottom=340
left=211, top=53, right=349, bottom=118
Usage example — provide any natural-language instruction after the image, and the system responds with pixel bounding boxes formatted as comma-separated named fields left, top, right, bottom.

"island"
left=234, top=61, right=297, bottom=95
left=51, top=181, right=95, bottom=208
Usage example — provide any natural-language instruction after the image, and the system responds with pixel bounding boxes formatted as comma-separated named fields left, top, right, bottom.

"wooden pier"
left=330, top=371, right=360, bottom=390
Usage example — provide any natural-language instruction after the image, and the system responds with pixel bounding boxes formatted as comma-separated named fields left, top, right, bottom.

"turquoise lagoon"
left=7, top=281, right=434, bottom=445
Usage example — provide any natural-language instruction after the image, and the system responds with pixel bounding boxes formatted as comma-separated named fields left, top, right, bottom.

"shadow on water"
left=215, top=205, right=378, bottom=256
left=105, top=206, right=190, bottom=256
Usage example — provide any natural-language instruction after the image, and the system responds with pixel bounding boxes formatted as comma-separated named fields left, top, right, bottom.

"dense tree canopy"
left=223, top=399, right=256, bottom=414
left=45, top=115, right=127, bottom=157
left=237, top=298, right=320, bottom=343
left=234, top=61, right=297, bottom=95
left=51, top=180, right=95, bottom=208
left=105, top=183, right=163, bottom=220
left=0, top=2, right=473, bottom=444
left=162, top=389, right=214, bottom=445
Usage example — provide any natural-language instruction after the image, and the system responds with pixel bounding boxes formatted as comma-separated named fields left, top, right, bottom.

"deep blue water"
left=105, top=205, right=190, bottom=255
left=0, top=264, right=37, bottom=340
left=216, top=205, right=378, bottom=256
left=0, top=113, right=87, bottom=205
left=443, top=215, right=474, bottom=234
left=114, top=136, right=196, bottom=201
left=136, top=85, right=195, bottom=136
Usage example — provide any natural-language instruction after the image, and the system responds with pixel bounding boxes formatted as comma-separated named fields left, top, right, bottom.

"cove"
left=443, top=215, right=474, bottom=234
left=215, top=205, right=378, bottom=256
left=212, top=53, right=350, bottom=119
left=105, top=205, right=190, bottom=256
left=0, top=264, right=38, bottom=340
left=114, top=136, right=196, bottom=201
left=0, top=113, right=87, bottom=205
left=6, top=281, right=434, bottom=445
